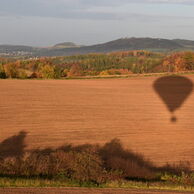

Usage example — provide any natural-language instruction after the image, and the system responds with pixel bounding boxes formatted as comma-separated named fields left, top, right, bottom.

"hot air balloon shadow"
left=153, top=76, right=193, bottom=123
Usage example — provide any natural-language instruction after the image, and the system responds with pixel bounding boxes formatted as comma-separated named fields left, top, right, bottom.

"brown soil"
left=0, top=76, right=194, bottom=168
left=0, top=188, right=190, bottom=194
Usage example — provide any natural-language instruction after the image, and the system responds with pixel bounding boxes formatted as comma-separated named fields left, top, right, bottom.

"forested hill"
left=53, top=42, right=81, bottom=49
left=37, top=38, right=183, bottom=57
left=1, top=37, right=194, bottom=57
left=173, top=39, right=194, bottom=50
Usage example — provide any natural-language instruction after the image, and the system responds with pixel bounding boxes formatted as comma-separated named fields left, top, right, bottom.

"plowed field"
left=1, top=76, right=194, bottom=168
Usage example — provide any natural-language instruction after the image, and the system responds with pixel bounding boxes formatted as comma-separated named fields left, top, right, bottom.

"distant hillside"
left=53, top=42, right=80, bottom=49
left=37, top=38, right=184, bottom=57
left=0, top=45, right=41, bottom=57
left=92, top=37, right=182, bottom=51
left=1, top=37, right=194, bottom=57
left=173, top=39, right=194, bottom=50
left=0, top=45, right=36, bottom=52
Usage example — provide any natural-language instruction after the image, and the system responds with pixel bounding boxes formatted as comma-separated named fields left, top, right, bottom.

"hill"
left=0, top=37, right=194, bottom=57
left=173, top=39, right=194, bottom=50
left=53, top=42, right=80, bottom=49
left=37, top=37, right=184, bottom=56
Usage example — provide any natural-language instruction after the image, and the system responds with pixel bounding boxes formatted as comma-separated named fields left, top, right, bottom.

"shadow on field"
left=0, top=131, right=27, bottom=159
left=0, top=131, right=191, bottom=183
left=153, top=76, right=193, bottom=122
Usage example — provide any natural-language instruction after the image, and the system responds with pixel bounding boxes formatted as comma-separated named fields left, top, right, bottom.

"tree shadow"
left=153, top=75, right=193, bottom=122
left=0, top=131, right=27, bottom=159
left=0, top=131, right=191, bottom=182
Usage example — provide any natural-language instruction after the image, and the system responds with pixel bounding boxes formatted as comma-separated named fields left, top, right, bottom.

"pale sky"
left=0, top=0, right=194, bottom=46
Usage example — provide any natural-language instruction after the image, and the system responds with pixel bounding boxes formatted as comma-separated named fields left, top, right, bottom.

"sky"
left=0, top=0, right=194, bottom=46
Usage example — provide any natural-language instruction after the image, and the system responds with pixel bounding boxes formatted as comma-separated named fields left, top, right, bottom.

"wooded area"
left=0, top=51, right=194, bottom=79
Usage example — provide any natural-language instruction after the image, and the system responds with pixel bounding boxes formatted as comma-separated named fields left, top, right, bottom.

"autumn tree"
left=0, top=64, right=6, bottom=79
left=68, top=64, right=83, bottom=77
left=184, top=52, right=194, bottom=70
left=162, top=52, right=194, bottom=72
left=4, top=63, right=19, bottom=78
left=39, top=65, right=63, bottom=79
left=17, top=69, right=28, bottom=79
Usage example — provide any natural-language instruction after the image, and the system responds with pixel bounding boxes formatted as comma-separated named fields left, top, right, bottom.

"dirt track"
left=0, top=188, right=191, bottom=194
left=1, top=76, right=194, bottom=168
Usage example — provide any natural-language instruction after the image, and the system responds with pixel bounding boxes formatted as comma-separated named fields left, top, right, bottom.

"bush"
left=162, top=172, right=194, bottom=187
left=62, top=69, right=69, bottom=77
left=39, top=65, right=63, bottom=79
left=0, top=139, right=157, bottom=182
left=53, top=66, right=63, bottom=79
left=59, top=150, right=108, bottom=184
left=99, top=70, right=110, bottom=76
left=0, top=64, right=6, bottom=79
left=29, top=72, right=41, bottom=79
left=0, top=149, right=109, bottom=184
left=39, top=65, right=56, bottom=79
left=17, top=69, right=28, bottom=79
left=0, top=135, right=193, bottom=185
left=68, top=64, right=83, bottom=77
left=99, top=139, right=156, bottom=180
left=162, top=52, right=194, bottom=72
left=3, top=64, right=28, bottom=79
left=4, top=63, right=19, bottom=78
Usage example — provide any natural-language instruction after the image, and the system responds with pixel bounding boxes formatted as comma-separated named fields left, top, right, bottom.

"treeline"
left=0, top=51, right=194, bottom=79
